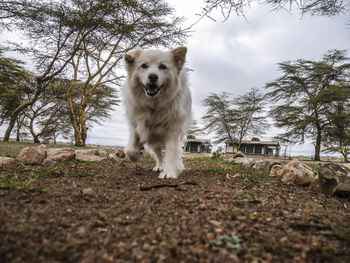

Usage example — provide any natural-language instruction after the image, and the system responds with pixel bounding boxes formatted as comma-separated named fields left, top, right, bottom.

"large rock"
left=17, top=144, right=46, bottom=165
left=278, top=160, right=317, bottom=186
left=318, top=163, right=350, bottom=196
left=76, top=149, right=108, bottom=162
left=233, top=157, right=253, bottom=167
left=46, top=148, right=76, bottom=162
left=0, top=156, right=16, bottom=167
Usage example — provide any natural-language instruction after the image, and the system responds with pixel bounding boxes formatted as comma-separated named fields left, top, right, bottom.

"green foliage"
left=187, top=119, right=203, bottom=139
left=201, top=88, right=269, bottom=147
left=0, top=54, right=34, bottom=125
left=266, top=49, right=350, bottom=161
left=0, top=173, right=42, bottom=192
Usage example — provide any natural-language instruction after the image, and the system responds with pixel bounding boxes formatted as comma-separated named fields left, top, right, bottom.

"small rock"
left=82, top=187, right=97, bottom=196
left=234, top=151, right=246, bottom=158
left=233, top=157, right=253, bottom=167
left=0, top=156, right=16, bottom=166
left=156, top=227, right=162, bottom=235
left=269, top=161, right=282, bottom=170
left=269, top=165, right=283, bottom=177
left=319, top=163, right=350, bottom=196
left=76, top=226, right=86, bottom=236
left=252, top=159, right=272, bottom=170
left=278, top=160, right=317, bottom=186
left=42, top=159, right=57, bottom=167
left=17, top=144, right=47, bottom=165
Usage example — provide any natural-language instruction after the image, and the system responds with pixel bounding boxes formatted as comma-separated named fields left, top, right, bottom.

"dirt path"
left=1, top=157, right=350, bottom=262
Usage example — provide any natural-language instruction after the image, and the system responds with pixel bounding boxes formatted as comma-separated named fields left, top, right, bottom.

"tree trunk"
left=4, top=116, right=16, bottom=142
left=16, top=128, right=20, bottom=142
left=33, top=135, right=40, bottom=144
left=29, top=115, right=40, bottom=143
left=79, top=103, right=88, bottom=147
left=314, top=129, right=322, bottom=161
left=3, top=80, right=43, bottom=142
left=66, top=85, right=85, bottom=147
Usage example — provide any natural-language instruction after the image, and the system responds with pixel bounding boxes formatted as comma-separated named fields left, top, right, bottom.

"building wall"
left=226, top=143, right=279, bottom=156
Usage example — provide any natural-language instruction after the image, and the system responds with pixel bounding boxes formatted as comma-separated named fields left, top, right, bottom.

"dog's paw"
left=158, top=170, right=179, bottom=179
left=152, top=165, right=163, bottom=172
left=126, top=149, right=141, bottom=162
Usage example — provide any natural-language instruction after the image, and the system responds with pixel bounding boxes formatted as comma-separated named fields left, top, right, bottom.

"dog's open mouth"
left=144, top=84, right=160, bottom=97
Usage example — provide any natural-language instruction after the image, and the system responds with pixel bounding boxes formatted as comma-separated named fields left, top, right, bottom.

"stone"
left=269, top=161, right=282, bottom=170
left=75, top=149, right=108, bottom=162
left=318, top=163, right=350, bottom=196
left=341, top=163, right=350, bottom=169
left=234, top=151, right=246, bottom=158
left=252, top=159, right=272, bottom=170
left=17, top=144, right=46, bottom=165
left=82, top=187, right=97, bottom=196
left=109, top=147, right=126, bottom=160
left=269, top=164, right=283, bottom=177
left=46, top=148, right=76, bottom=162
left=42, top=159, right=57, bottom=167
left=233, top=157, right=253, bottom=167
left=278, top=160, right=317, bottom=186
left=0, top=156, right=16, bottom=166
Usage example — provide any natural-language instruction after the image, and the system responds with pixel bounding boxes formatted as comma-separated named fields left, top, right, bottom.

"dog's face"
left=125, top=47, right=187, bottom=98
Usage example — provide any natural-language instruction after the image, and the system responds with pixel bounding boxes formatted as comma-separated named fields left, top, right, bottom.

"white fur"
left=123, top=47, right=192, bottom=179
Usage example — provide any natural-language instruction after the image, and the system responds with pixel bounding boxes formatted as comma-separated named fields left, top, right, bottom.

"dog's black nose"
left=148, top=74, right=158, bottom=83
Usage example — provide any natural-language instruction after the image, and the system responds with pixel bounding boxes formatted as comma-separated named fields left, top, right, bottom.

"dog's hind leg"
left=125, top=131, right=142, bottom=162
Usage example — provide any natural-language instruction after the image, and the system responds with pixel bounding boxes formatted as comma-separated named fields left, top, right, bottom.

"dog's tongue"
left=146, top=85, right=158, bottom=96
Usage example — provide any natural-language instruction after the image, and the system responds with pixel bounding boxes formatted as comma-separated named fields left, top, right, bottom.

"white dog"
left=123, top=46, right=192, bottom=179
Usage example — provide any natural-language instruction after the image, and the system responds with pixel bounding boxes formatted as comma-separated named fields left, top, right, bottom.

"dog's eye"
left=159, top=64, right=167, bottom=70
left=141, top=63, right=148, bottom=69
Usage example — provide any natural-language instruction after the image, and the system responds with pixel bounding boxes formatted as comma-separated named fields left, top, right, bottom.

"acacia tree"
left=202, top=92, right=236, bottom=145
left=202, top=88, right=268, bottom=149
left=0, top=0, right=187, bottom=144
left=320, top=84, right=350, bottom=162
left=0, top=54, right=34, bottom=127
left=0, top=0, right=101, bottom=141
left=64, top=0, right=187, bottom=146
left=65, top=81, right=119, bottom=146
left=187, top=119, right=203, bottom=139
left=21, top=81, right=67, bottom=143
left=196, top=0, right=347, bottom=23
left=231, top=88, right=269, bottom=150
left=266, top=49, right=350, bottom=161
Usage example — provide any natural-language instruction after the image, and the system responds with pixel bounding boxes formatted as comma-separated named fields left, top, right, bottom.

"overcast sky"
left=88, top=1, right=349, bottom=156
left=1, top=1, right=349, bottom=156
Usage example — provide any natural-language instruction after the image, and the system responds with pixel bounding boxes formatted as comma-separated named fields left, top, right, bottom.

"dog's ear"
left=124, top=49, right=142, bottom=71
left=171, top=46, right=187, bottom=71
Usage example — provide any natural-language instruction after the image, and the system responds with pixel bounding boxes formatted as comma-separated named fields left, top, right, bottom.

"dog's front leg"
left=125, top=131, right=142, bottom=162
left=159, top=134, right=183, bottom=179
left=150, top=144, right=163, bottom=172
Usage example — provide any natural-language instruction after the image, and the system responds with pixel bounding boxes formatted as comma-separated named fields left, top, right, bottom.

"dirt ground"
left=1, top=156, right=350, bottom=262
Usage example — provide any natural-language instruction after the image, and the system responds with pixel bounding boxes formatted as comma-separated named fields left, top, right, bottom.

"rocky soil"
left=1, top=156, right=350, bottom=262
